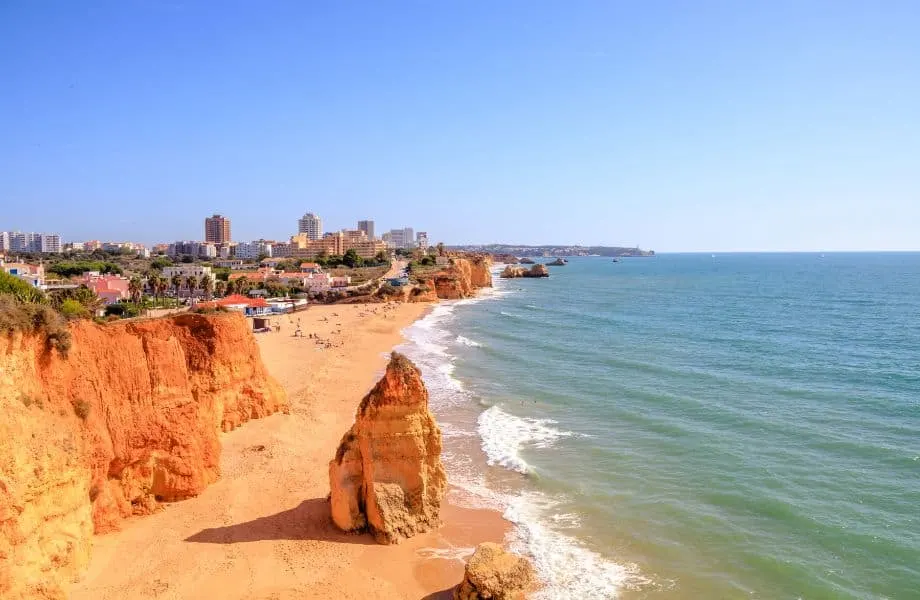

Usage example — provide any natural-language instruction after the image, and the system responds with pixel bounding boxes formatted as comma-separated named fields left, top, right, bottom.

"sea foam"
left=477, top=406, right=575, bottom=474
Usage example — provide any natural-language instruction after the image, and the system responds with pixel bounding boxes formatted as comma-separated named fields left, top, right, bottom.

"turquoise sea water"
left=400, top=253, right=919, bottom=599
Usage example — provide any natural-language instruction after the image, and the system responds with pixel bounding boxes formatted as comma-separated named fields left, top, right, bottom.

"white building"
left=384, top=227, right=415, bottom=249
left=162, top=265, right=217, bottom=284
left=416, top=231, right=429, bottom=251
left=0, top=231, right=62, bottom=253
left=297, top=212, right=323, bottom=241
left=234, top=240, right=273, bottom=260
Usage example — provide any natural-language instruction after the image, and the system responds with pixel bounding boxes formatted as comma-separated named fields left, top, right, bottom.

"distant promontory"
left=451, top=244, right=655, bottom=258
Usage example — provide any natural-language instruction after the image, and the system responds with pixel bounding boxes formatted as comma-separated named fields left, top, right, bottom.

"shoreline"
left=71, top=300, right=508, bottom=599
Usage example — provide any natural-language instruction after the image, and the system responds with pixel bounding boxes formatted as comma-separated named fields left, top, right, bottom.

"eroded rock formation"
left=434, top=255, right=493, bottom=299
left=455, top=542, right=535, bottom=600
left=329, top=352, right=446, bottom=544
left=0, top=312, right=287, bottom=600
left=500, top=264, right=550, bottom=279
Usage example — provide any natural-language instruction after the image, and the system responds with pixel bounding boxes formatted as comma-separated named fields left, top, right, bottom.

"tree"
left=214, top=280, right=227, bottom=298
left=185, top=275, right=198, bottom=300
left=437, top=242, right=445, bottom=257
left=0, top=271, right=47, bottom=303
left=199, top=274, right=214, bottom=301
left=236, top=276, right=250, bottom=295
left=147, top=272, right=162, bottom=305
left=343, top=248, right=363, bottom=268
left=170, top=274, right=183, bottom=306
left=374, top=250, right=390, bottom=265
left=155, top=278, right=169, bottom=305
left=128, top=276, right=143, bottom=306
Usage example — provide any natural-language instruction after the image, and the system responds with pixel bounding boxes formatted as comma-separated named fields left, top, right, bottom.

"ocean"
left=399, top=253, right=920, bottom=600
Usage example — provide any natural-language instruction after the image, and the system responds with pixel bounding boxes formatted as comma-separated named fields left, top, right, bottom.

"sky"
left=1, top=1, right=918, bottom=252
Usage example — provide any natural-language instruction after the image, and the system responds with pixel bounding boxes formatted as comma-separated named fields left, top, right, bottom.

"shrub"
left=0, top=295, right=71, bottom=357
left=73, top=400, right=91, bottom=420
left=59, top=299, right=89, bottom=320
left=0, top=271, right=46, bottom=303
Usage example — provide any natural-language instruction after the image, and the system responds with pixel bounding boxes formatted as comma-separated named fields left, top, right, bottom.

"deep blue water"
left=402, top=253, right=920, bottom=599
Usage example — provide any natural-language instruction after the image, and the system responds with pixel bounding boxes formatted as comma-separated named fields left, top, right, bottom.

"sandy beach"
left=71, top=303, right=507, bottom=600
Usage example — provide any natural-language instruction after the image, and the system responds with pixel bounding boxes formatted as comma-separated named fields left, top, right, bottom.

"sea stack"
left=455, top=542, right=535, bottom=600
left=328, top=352, right=446, bottom=544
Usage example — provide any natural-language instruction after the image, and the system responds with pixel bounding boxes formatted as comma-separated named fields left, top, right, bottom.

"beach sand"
left=70, top=303, right=507, bottom=600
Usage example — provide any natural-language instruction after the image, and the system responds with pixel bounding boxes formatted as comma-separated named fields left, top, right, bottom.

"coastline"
left=71, top=301, right=508, bottom=599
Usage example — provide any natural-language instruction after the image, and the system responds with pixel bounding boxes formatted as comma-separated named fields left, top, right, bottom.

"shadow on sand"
left=420, top=588, right=455, bottom=600
left=184, top=497, right=376, bottom=546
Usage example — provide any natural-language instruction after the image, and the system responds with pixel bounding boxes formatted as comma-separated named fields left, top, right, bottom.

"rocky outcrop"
left=329, top=352, right=446, bottom=544
left=455, top=543, right=535, bottom=600
left=547, top=258, right=567, bottom=266
left=500, top=264, right=550, bottom=279
left=434, top=255, right=493, bottom=299
left=0, top=313, right=287, bottom=600
left=520, top=258, right=535, bottom=264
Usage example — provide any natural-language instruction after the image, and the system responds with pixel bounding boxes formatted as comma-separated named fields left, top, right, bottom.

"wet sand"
left=71, top=303, right=507, bottom=600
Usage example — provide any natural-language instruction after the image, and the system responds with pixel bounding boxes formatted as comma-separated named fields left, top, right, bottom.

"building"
left=161, top=265, right=216, bottom=285
left=79, top=272, right=130, bottom=305
left=204, top=214, right=231, bottom=244
left=234, top=240, right=273, bottom=260
left=215, top=259, right=245, bottom=269
left=0, top=231, right=63, bottom=254
left=297, top=212, right=323, bottom=241
left=1, top=260, right=45, bottom=289
left=416, top=232, right=429, bottom=252
left=288, top=231, right=387, bottom=260
left=358, top=220, right=375, bottom=240
left=199, top=294, right=270, bottom=317
left=299, top=262, right=322, bottom=274
left=383, top=227, right=415, bottom=249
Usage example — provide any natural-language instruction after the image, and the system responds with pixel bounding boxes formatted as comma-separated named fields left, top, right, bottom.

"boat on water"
left=612, top=258, right=620, bottom=263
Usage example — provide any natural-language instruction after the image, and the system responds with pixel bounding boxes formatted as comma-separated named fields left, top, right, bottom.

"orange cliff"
left=429, top=255, right=493, bottom=300
left=0, top=312, right=287, bottom=600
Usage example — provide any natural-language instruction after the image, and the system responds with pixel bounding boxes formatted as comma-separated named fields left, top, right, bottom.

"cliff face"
left=454, top=543, right=535, bottom=600
left=329, top=352, right=446, bottom=544
left=434, top=256, right=493, bottom=299
left=0, top=313, right=287, bottom=600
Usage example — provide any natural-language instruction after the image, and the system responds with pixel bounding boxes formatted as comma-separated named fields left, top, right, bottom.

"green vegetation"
left=0, top=294, right=72, bottom=357
left=48, top=261, right=122, bottom=278
left=49, top=285, right=104, bottom=316
left=59, top=299, right=90, bottom=320
left=0, top=270, right=46, bottom=303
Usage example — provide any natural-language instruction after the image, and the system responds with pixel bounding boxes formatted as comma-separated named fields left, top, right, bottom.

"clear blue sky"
left=1, top=1, right=918, bottom=251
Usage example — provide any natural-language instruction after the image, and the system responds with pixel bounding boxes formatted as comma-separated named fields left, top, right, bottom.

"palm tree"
left=156, top=278, right=169, bottom=306
left=185, top=275, right=198, bottom=301
left=437, top=242, right=445, bottom=257
left=170, top=274, right=183, bottom=306
left=200, top=274, right=214, bottom=301
left=128, top=276, right=143, bottom=306
left=214, top=280, right=227, bottom=298
left=147, top=272, right=161, bottom=305
left=236, top=276, right=250, bottom=296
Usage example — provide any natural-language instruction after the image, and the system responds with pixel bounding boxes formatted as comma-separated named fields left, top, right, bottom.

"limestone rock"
left=329, top=352, right=446, bottom=544
left=0, top=312, right=287, bottom=599
left=500, top=264, right=549, bottom=279
left=433, top=255, right=493, bottom=299
left=455, top=543, right=535, bottom=600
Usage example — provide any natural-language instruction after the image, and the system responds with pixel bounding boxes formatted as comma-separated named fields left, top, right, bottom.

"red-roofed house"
left=200, top=294, right=270, bottom=316
left=79, top=271, right=130, bottom=304
left=299, top=262, right=322, bottom=274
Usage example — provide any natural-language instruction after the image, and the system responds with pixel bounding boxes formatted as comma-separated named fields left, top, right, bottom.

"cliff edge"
left=329, top=352, right=446, bottom=544
left=434, top=255, right=493, bottom=299
left=0, top=312, right=287, bottom=599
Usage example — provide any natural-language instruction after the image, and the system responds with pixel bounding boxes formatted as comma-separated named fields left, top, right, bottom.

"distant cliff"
left=432, top=255, right=493, bottom=299
left=451, top=244, right=655, bottom=257
left=0, top=313, right=287, bottom=599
